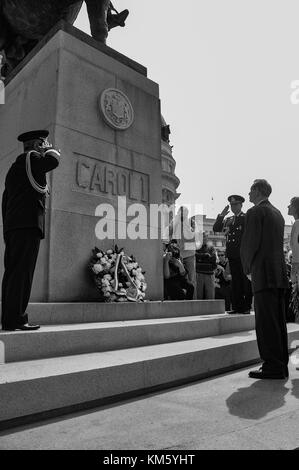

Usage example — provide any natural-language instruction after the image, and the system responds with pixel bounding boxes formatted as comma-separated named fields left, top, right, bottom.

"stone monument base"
left=0, top=22, right=163, bottom=302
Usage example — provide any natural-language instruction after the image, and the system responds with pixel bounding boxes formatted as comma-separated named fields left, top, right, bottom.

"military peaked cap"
left=17, top=130, right=49, bottom=142
left=228, top=194, right=245, bottom=203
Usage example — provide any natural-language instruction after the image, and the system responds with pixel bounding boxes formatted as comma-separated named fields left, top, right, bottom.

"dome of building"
left=160, top=114, right=180, bottom=208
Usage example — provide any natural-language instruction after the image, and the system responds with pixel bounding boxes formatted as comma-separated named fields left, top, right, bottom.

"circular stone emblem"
left=100, top=88, right=134, bottom=130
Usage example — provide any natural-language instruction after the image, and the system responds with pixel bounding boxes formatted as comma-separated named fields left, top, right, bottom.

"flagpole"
left=211, top=195, right=215, bottom=219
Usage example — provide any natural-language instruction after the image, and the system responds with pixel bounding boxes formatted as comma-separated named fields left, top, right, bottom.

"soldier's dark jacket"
left=2, top=152, right=59, bottom=239
left=213, top=212, right=246, bottom=259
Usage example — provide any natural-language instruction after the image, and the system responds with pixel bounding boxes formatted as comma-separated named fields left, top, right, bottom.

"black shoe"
left=239, top=310, right=251, bottom=314
left=226, top=310, right=238, bottom=314
left=19, top=324, right=40, bottom=331
left=107, top=9, right=129, bottom=30
left=248, top=368, right=287, bottom=379
left=2, top=323, right=40, bottom=331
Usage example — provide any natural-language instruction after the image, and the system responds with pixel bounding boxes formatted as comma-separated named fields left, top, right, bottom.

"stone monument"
left=0, top=22, right=163, bottom=301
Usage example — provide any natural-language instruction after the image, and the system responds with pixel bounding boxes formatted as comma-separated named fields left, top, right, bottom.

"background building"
left=161, top=115, right=180, bottom=208
left=161, top=115, right=180, bottom=231
left=160, top=117, right=293, bottom=254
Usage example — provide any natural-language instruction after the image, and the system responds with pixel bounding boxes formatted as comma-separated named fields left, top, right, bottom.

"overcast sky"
left=75, top=0, right=299, bottom=224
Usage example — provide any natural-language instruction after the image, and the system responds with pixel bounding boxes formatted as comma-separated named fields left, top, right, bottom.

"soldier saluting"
left=213, top=195, right=252, bottom=314
left=1, top=130, right=60, bottom=331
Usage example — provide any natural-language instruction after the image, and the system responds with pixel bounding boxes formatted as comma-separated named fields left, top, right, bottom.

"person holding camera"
left=1, top=130, right=61, bottom=331
left=163, top=240, right=194, bottom=300
left=167, top=207, right=196, bottom=293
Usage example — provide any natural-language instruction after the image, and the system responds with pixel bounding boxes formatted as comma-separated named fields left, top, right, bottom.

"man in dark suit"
left=213, top=195, right=252, bottom=314
left=240, top=179, right=289, bottom=379
left=1, top=130, right=60, bottom=331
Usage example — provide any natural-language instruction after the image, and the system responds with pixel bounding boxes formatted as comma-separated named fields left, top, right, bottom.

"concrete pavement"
left=0, top=361, right=298, bottom=450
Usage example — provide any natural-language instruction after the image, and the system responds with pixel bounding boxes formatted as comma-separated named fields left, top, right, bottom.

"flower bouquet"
left=89, top=245, right=147, bottom=302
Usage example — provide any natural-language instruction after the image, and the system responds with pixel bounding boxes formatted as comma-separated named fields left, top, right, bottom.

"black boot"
left=107, top=9, right=129, bottom=30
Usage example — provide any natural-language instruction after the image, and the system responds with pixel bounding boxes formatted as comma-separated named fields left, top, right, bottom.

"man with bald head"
left=241, top=179, right=289, bottom=379
left=1, top=130, right=60, bottom=331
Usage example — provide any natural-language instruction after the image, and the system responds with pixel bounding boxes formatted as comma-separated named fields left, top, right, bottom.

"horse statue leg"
left=0, top=7, right=14, bottom=77
left=85, top=0, right=110, bottom=43
left=0, top=0, right=9, bottom=51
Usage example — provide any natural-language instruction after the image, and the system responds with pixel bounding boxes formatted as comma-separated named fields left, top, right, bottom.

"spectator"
left=167, top=207, right=196, bottom=297
left=284, top=248, right=289, bottom=264
left=287, top=196, right=299, bottom=323
left=215, top=252, right=232, bottom=311
left=285, top=250, right=294, bottom=322
left=190, top=215, right=203, bottom=249
left=163, top=240, right=194, bottom=300
left=196, top=233, right=217, bottom=299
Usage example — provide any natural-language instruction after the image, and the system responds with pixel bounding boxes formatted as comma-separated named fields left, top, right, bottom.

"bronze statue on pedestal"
left=0, top=0, right=129, bottom=77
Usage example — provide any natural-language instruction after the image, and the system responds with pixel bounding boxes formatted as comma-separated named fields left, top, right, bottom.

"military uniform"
left=1, top=130, right=60, bottom=330
left=213, top=195, right=252, bottom=313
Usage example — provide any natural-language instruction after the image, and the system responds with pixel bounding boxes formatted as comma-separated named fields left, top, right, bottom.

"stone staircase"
left=1, top=300, right=299, bottom=429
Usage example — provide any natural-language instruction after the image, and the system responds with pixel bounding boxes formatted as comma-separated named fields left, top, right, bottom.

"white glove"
left=45, top=148, right=61, bottom=158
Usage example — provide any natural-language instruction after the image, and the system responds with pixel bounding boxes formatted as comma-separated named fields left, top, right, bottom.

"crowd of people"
left=163, top=190, right=299, bottom=327
left=163, top=233, right=233, bottom=308
left=163, top=199, right=248, bottom=311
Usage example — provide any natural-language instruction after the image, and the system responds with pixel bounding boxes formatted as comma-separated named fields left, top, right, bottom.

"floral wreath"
left=89, top=245, right=147, bottom=302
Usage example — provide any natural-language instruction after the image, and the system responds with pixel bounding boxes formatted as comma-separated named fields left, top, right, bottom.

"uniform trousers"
left=215, top=285, right=232, bottom=311
left=229, top=257, right=252, bottom=312
left=254, top=288, right=289, bottom=374
left=1, top=228, right=41, bottom=329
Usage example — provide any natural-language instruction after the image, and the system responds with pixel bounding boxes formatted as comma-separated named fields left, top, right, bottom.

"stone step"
left=26, top=300, right=225, bottom=325
left=1, top=324, right=299, bottom=426
left=0, top=313, right=254, bottom=363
